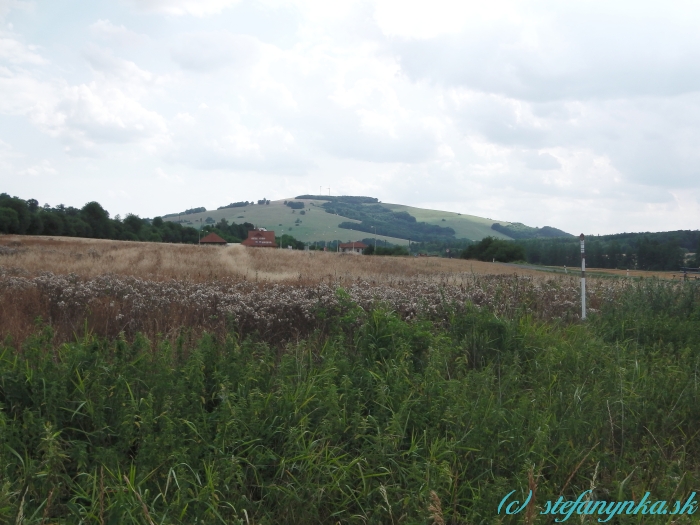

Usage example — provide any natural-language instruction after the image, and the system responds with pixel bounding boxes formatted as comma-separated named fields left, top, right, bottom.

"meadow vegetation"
left=0, top=236, right=699, bottom=523
left=0, top=236, right=547, bottom=284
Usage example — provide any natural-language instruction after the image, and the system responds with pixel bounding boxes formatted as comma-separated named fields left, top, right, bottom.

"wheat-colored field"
left=0, top=235, right=551, bottom=283
left=0, top=235, right=644, bottom=346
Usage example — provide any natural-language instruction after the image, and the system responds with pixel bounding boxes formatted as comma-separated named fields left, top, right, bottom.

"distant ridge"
left=162, top=195, right=572, bottom=243
left=295, top=195, right=379, bottom=204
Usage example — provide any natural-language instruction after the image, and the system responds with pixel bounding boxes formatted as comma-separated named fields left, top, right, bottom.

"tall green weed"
left=0, top=284, right=698, bottom=523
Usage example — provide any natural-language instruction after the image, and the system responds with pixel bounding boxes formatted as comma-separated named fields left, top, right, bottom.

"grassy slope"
left=164, top=199, right=515, bottom=242
left=164, top=199, right=408, bottom=245
left=381, top=203, right=513, bottom=240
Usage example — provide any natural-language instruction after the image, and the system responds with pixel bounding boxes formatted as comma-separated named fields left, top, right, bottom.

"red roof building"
left=199, top=232, right=228, bottom=245
left=338, top=241, right=369, bottom=254
left=241, top=229, right=277, bottom=248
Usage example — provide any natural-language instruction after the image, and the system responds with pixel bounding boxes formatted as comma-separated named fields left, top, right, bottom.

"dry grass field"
left=4, top=235, right=672, bottom=348
left=0, top=234, right=623, bottom=346
left=0, top=234, right=550, bottom=284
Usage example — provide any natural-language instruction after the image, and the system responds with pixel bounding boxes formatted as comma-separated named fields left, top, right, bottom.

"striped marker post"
left=580, top=233, right=586, bottom=320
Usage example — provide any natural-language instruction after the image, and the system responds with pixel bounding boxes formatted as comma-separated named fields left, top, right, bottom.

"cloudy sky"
left=2, top=0, right=700, bottom=234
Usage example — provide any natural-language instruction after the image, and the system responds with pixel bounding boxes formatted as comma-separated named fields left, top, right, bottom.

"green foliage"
left=216, top=201, right=250, bottom=210
left=0, top=207, right=19, bottom=234
left=516, top=231, right=695, bottom=270
left=2, top=283, right=700, bottom=522
left=373, top=245, right=408, bottom=256
left=461, top=236, right=525, bottom=262
left=80, top=202, right=114, bottom=238
left=636, top=237, right=684, bottom=270
left=276, top=233, right=305, bottom=249
left=295, top=195, right=379, bottom=204
left=199, top=218, right=254, bottom=243
left=0, top=195, right=30, bottom=233
left=322, top=201, right=456, bottom=242
left=0, top=193, right=227, bottom=245
left=123, top=213, right=143, bottom=235
left=285, top=201, right=305, bottom=209
left=491, top=222, right=573, bottom=239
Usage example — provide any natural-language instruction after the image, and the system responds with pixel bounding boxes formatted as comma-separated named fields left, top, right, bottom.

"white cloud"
left=0, top=31, right=45, bottom=65
left=374, top=0, right=518, bottom=39
left=0, top=65, right=57, bottom=115
left=170, top=32, right=261, bottom=71
left=0, top=70, right=167, bottom=151
left=155, top=167, right=184, bottom=184
left=127, top=0, right=241, bottom=17
left=391, top=2, right=700, bottom=100
left=520, top=151, right=560, bottom=171
left=0, top=138, right=18, bottom=169
left=165, top=106, right=311, bottom=172
left=18, top=159, right=57, bottom=177
left=83, top=46, right=165, bottom=98
left=0, top=0, right=33, bottom=19
left=89, top=19, right=148, bottom=46
left=53, top=82, right=168, bottom=147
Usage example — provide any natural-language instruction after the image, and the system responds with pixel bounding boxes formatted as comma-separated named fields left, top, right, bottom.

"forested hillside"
left=298, top=197, right=457, bottom=242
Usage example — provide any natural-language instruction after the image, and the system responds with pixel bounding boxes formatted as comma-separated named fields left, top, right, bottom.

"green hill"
left=162, top=197, right=568, bottom=243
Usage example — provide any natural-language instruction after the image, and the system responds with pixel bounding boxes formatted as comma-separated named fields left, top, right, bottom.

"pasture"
left=163, top=199, right=410, bottom=245
left=162, top=198, right=516, bottom=243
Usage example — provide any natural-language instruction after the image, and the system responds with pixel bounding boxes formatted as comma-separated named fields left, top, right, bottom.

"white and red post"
left=580, top=233, right=586, bottom=320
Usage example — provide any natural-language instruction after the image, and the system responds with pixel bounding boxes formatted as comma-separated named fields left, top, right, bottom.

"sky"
left=2, top=0, right=700, bottom=235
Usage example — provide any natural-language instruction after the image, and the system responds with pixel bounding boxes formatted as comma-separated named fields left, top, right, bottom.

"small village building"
left=339, top=241, right=369, bottom=254
left=242, top=228, right=277, bottom=248
left=199, top=232, right=228, bottom=245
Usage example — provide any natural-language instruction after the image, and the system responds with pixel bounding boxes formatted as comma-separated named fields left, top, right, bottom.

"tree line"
left=0, top=194, right=206, bottom=244
left=0, top=193, right=332, bottom=251
left=459, top=232, right=700, bottom=270
left=322, top=201, right=456, bottom=242
left=162, top=207, right=206, bottom=218
left=515, top=232, right=699, bottom=271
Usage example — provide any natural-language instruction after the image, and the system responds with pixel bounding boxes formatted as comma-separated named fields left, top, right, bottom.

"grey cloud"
left=447, top=89, right=700, bottom=190
left=454, top=96, right=548, bottom=148
left=392, top=9, right=700, bottom=102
